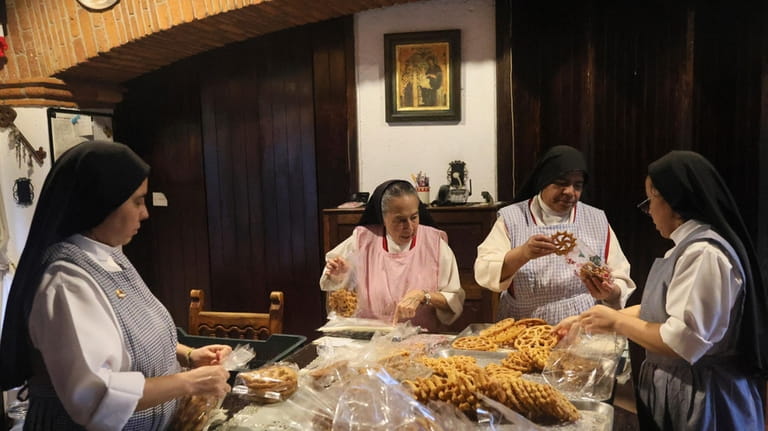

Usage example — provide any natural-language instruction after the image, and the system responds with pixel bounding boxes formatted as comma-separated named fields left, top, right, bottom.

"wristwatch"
left=421, top=290, right=432, bottom=306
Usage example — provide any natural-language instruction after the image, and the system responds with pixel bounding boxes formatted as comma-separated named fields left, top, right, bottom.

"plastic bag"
left=542, top=323, right=625, bottom=401
left=304, top=323, right=433, bottom=389
left=232, top=362, right=300, bottom=404
left=332, top=368, right=474, bottom=431
left=555, top=231, right=613, bottom=284
left=169, top=344, right=256, bottom=431
left=317, top=315, right=396, bottom=339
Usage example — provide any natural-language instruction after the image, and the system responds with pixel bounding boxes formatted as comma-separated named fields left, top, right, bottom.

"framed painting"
left=384, top=30, right=461, bottom=123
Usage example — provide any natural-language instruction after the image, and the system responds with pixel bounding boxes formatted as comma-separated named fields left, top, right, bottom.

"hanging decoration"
left=13, top=178, right=34, bottom=207
left=10, top=128, right=45, bottom=168
left=0, top=105, right=46, bottom=167
left=1, top=105, right=45, bottom=207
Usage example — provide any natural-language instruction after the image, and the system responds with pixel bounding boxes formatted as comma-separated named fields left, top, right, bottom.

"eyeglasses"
left=636, top=198, right=650, bottom=215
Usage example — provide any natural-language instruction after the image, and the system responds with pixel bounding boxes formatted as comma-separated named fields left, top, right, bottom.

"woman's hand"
left=392, top=290, right=426, bottom=323
left=519, top=234, right=557, bottom=260
left=191, top=345, right=232, bottom=367
left=183, top=365, right=231, bottom=398
left=325, top=257, right=349, bottom=278
left=553, top=315, right=579, bottom=338
left=581, top=276, right=621, bottom=303
left=579, top=305, right=622, bottom=334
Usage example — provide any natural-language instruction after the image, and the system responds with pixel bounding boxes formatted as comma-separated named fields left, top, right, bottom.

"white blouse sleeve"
left=474, top=217, right=514, bottom=292
left=436, top=239, right=465, bottom=325
left=659, top=242, right=742, bottom=364
left=605, top=225, right=637, bottom=308
left=319, top=231, right=358, bottom=291
left=28, top=261, right=144, bottom=431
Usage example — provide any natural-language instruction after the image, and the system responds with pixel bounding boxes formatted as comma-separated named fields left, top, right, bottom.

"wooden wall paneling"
left=502, top=0, right=765, bottom=292
left=201, top=48, right=251, bottom=313
left=589, top=2, right=693, bottom=295
left=344, top=17, right=360, bottom=197
left=287, top=27, right=324, bottom=332
left=116, top=58, right=211, bottom=325
left=759, top=2, right=768, bottom=281
left=312, top=17, right=356, bottom=211
left=198, top=25, right=326, bottom=336
left=495, top=0, right=514, bottom=201
left=692, top=1, right=763, bottom=237
left=508, top=1, right=543, bottom=191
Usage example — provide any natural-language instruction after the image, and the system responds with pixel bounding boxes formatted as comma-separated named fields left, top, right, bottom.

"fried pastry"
left=551, top=231, right=577, bottom=255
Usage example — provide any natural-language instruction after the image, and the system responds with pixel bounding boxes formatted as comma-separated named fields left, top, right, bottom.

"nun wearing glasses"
left=559, top=150, right=768, bottom=430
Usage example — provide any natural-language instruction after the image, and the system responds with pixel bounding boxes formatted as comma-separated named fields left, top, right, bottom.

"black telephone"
left=432, top=185, right=457, bottom=206
left=350, top=192, right=369, bottom=203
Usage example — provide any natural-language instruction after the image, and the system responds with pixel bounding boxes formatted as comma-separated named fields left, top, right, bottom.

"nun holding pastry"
left=320, top=180, right=464, bottom=332
left=474, top=145, right=635, bottom=324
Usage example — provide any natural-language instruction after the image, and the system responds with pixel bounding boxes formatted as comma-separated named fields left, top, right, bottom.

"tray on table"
left=484, top=400, right=613, bottom=431
left=176, top=327, right=306, bottom=384
left=211, top=386, right=613, bottom=431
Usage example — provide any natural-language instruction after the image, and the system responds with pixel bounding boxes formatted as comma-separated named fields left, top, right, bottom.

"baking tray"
left=214, top=392, right=612, bottom=431
left=456, top=323, right=493, bottom=338
left=452, top=323, right=517, bottom=354
left=437, top=347, right=507, bottom=366
left=552, top=400, right=613, bottom=430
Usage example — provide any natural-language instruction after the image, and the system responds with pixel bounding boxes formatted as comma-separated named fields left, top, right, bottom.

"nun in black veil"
left=319, top=179, right=464, bottom=332
left=562, top=150, right=767, bottom=430
left=0, top=141, right=230, bottom=430
left=474, top=145, right=635, bottom=324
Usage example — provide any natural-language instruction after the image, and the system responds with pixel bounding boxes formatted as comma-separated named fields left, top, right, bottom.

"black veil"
left=513, top=145, right=589, bottom=203
left=357, top=180, right=435, bottom=227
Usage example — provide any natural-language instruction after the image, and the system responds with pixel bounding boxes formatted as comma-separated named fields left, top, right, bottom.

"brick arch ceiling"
left=1, top=0, right=419, bottom=90
left=60, top=0, right=422, bottom=84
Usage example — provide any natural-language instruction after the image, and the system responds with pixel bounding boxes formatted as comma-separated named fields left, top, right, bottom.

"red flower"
left=0, top=37, right=8, bottom=58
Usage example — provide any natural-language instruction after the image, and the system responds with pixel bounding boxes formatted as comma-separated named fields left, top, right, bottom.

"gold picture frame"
left=384, top=30, right=461, bottom=123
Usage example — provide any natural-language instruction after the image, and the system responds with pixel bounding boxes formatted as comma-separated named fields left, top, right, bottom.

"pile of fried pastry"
left=399, top=318, right=576, bottom=423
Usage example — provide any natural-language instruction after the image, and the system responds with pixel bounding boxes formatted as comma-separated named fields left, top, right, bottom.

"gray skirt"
left=637, top=357, right=764, bottom=430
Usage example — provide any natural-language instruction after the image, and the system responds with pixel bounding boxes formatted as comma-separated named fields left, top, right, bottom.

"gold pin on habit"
left=115, top=289, right=127, bottom=299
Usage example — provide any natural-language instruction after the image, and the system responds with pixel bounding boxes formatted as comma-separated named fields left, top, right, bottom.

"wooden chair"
left=189, top=289, right=284, bottom=340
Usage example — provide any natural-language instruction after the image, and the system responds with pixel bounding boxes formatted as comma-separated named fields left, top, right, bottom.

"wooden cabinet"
left=321, top=203, right=504, bottom=332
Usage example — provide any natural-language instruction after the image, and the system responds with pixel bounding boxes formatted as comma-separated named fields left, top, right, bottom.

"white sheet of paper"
left=152, top=192, right=168, bottom=207
left=52, top=118, right=80, bottom=161
left=92, top=116, right=113, bottom=141
left=73, top=115, right=93, bottom=137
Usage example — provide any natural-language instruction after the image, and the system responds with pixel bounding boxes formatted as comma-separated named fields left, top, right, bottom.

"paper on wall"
left=72, top=115, right=93, bottom=137
left=51, top=118, right=83, bottom=161
left=92, top=116, right=113, bottom=141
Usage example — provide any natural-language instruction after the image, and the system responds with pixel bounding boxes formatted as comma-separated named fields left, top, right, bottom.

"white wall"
left=355, top=0, right=497, bottom=200
left=0, top=107, right=52, bottom=321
